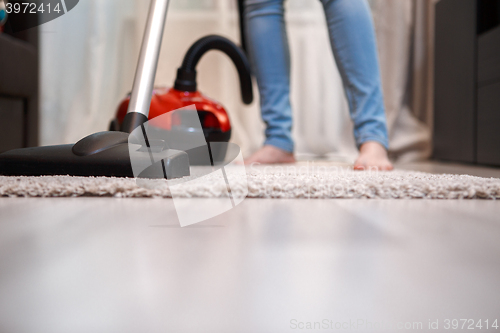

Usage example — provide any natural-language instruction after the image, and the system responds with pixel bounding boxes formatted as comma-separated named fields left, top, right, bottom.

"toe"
left=353, top=162, right=367, bottom=171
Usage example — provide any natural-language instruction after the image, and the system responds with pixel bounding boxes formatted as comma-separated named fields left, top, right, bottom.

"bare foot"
left=244, top=145, right=296, bottom=165
left=354, top=141, right=393, bottom=171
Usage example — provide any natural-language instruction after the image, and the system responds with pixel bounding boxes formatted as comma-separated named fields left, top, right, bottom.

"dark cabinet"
left=0, top=28, right=39, bottom=153
left=434, top=0, right=500, bottom=166
left=0, top=97, right=25, bottom=152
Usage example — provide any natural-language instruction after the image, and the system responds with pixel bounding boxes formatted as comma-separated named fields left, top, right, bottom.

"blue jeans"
left=244, top=0, right=389, bottom=153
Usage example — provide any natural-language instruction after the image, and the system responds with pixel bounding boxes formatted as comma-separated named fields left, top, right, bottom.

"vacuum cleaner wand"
left=121, top=0, right=170, bottom=133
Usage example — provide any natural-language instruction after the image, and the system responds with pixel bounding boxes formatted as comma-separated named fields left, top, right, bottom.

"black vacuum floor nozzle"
left=0, top=131, right=190, bottom=179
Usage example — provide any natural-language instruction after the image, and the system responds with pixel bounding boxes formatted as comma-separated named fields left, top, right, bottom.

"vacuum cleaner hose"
left=174, top=35, right=254, bottom=105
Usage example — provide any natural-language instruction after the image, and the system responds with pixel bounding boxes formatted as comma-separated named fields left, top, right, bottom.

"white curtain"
left=370, top=0, right=436, bottom=162
left=40, top=0, right=434, bottom=163
left=40, top=0, right=138, bottom=145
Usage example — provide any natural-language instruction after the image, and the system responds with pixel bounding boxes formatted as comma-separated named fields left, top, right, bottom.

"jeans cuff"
left=357, top=136, right=389, bottom=151
left=264, top=137, right=294, bottom=153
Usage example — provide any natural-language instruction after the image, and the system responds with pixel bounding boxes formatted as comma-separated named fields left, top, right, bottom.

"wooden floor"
left=0, top=161, right=499, bottom=333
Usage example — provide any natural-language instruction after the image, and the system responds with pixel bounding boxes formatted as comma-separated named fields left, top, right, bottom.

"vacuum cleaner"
left=0, top=0, right=252, bottom=178
left=110, top=35, right=253, bottom=164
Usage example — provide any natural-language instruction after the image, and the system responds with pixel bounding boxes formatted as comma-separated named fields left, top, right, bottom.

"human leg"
left=243, top=0, right=295, bottom=164
left=320, top=0, right=392, bottom=170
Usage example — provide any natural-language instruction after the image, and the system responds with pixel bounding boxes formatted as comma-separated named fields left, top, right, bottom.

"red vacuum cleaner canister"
left=111, top=87, right=232, bottom=143
left=110, top=35, right=253, bottom=150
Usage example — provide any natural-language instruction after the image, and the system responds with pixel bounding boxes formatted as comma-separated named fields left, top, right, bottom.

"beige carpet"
left=1, top=164, right=500, bottom=199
